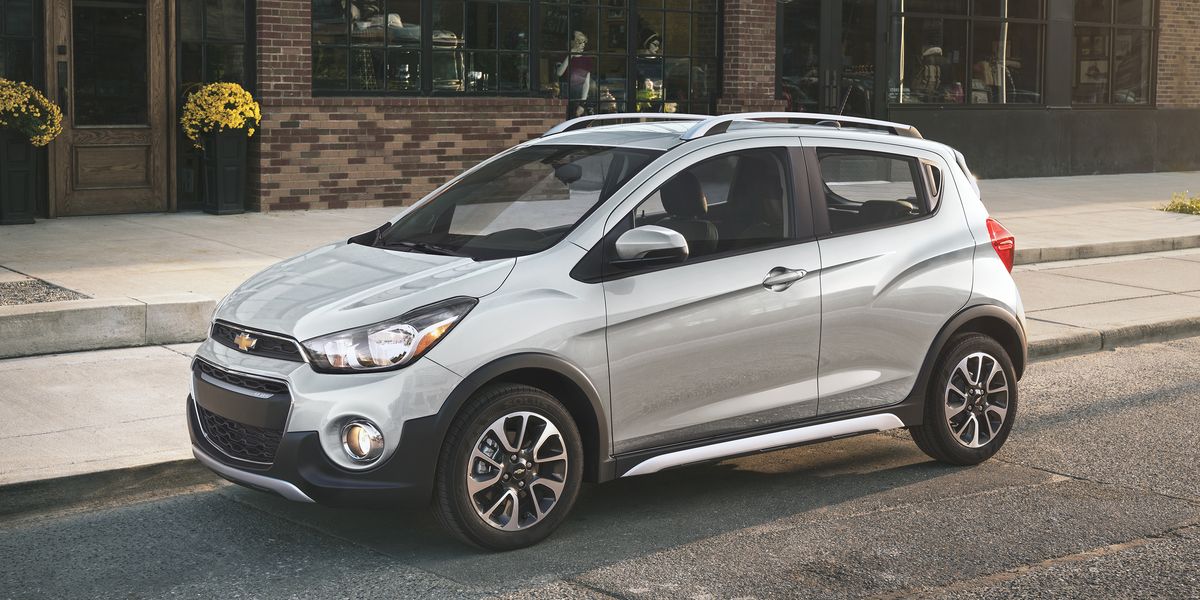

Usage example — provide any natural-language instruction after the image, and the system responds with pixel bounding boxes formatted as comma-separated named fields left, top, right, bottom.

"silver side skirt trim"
left=621, top=413, right=906, bottom=477
left=193, top=446, right=316, bottom=503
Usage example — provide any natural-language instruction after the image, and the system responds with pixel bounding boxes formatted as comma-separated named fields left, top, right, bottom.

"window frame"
left=1070, top=0, right=1157, bottom=107
left=804, top=143, right=939, bottom=240
left=571, top=141, right=814, bottom=283
left=889, top=1, right=1049, bottom=108
left=310, top=0, right=722, bottom=114
left=175, top=0, right=257, bottom=209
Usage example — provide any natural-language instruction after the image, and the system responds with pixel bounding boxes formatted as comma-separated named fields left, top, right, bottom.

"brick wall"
left=1156, top=0, right=1200, bottom=108
left=251, top=0, right=564, bottom=212
left=717, top=0, right=784, bottom=113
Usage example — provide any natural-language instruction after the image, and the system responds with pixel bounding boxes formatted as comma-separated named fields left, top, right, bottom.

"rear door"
left=805, top=139, right=975, bottom=416
left=600, top=138, right=824, bottom=454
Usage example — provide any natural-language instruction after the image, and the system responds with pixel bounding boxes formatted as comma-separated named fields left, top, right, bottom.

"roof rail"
left=680, top=112, right=923, bottom=141
left=543, top=113, right=710, bottom=137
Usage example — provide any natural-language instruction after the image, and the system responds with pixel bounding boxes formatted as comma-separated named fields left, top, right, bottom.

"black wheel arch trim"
left=918, top=303, right=1027, bottom=393
left=432, top=353, right=615, bottom=483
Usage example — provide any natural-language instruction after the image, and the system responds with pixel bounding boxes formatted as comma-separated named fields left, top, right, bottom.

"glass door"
left=778, top=0, right=883, bottom=118
left=46, top=0, right=169, bottom=215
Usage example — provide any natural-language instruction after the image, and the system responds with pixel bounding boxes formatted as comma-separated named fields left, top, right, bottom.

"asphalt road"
left=3, top=338, right=1200, bottom=599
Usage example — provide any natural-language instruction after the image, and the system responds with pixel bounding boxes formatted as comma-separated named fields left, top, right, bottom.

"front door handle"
left=763, top=267, right=807, bottom=292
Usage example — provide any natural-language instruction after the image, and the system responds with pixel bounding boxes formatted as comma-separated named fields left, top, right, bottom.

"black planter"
left=0, top=129, right=37, bottom=225
left=202, top=128, right=249, bottom=215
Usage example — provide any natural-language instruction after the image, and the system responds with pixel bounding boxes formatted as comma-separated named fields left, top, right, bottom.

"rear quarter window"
left=816, top=149, right=929, bottom=234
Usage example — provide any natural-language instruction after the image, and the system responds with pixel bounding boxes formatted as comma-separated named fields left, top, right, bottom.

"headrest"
left=859, top=200, right=916, bottom=225
left=660, top=172, right=708, bottom=219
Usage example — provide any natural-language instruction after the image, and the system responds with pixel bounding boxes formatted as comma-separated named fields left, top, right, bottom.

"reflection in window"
left=1, top=0, right=37, bottom=83
left=1072, top=0, right=1153, bottom=105
left=313, top=0, right=429, bottom=91
left=971, top=21, right=1042, bottom=103
left=74, top=0, right=149, bottom=125
left=890, top=2, right=1044, bottom=105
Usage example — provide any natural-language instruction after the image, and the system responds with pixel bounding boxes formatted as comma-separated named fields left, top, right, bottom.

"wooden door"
left=46, top=0, right=168, bottom=215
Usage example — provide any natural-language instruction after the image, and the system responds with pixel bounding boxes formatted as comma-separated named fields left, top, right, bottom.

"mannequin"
left=635, top=32, right=663, bottom=112
left=556, top=31, right=596, bottom=117
left=915, top=46, right=942, bottom=102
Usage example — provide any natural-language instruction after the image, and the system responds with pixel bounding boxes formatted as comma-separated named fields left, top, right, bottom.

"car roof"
left=531, top=117, right=955, bottom=157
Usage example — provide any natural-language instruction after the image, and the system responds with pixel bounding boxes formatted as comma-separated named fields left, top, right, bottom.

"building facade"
left=4, top=0, right=1199, bottom=216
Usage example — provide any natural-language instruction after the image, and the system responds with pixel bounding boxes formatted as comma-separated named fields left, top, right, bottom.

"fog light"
left=341, top=419, right=384, bottom=463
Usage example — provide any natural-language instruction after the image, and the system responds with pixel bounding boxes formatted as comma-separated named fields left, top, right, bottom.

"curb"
left=1014, top=234, right=1200, bottom=265
left=3, top=319, right=1199, bottom=518
left=0, top=293, right=215, bottom=359
left=0, top=459, right=219, bottom=520
left=1028, top=316, right=1200, bottom=361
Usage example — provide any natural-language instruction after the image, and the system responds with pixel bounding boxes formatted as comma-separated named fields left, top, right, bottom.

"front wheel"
left=432, top=383, right=584, bottom=550
left=910, top=333, right=1018, bottom=465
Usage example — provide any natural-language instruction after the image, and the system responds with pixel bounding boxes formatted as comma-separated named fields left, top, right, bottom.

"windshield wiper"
left=376, top=240, right=465, bottom=257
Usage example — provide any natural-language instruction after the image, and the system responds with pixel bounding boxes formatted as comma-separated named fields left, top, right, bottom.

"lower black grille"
left=195, top=360, right=289, bottom=396
left=196, top=403, right=284, bottom=464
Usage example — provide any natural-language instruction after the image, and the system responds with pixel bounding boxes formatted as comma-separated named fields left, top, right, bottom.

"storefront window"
left=309, top=0, right=719, bottom=114
left=0, top=0, right=37, bottom=83
left=891, top=1, right=1045, bottom=106
left=1072, top=0, right=1153, bottom=104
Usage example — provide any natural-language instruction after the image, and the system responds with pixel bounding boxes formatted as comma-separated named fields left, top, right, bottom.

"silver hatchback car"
left=189, top=112, right=1026, bottom=550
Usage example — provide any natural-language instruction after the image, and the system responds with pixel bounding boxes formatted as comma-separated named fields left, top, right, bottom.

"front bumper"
left=188, top=394, right=442, bottom=507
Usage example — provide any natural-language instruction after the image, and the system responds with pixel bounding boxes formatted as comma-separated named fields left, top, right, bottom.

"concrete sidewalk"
left=7, top=247, right=1200, bottom=494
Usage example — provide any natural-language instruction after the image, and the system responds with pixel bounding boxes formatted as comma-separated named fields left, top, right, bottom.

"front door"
left=779, top=0, right=884, bottom=118
left=45, top=0, right=168, bottom=215
left=603, top=142, right=822, bottom=454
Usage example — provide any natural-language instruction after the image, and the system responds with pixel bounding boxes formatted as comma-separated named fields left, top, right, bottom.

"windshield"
left=378, top=145, right=662, bottom=260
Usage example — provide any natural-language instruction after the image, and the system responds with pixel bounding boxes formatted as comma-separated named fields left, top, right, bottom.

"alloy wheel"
left=466, top=411, right=569, bottom=530
left=944, top=352, right=1010, bottom=448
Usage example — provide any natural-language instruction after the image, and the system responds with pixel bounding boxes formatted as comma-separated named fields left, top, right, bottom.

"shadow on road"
left=223, top=434, right=958, bottom=586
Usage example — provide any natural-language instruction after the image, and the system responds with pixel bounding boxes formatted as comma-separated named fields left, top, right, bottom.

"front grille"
left=195, top=360, right=288, bottom=396
left=211, top=321, right=305, bottom=362
left=196, top=402, right=284, bottom=464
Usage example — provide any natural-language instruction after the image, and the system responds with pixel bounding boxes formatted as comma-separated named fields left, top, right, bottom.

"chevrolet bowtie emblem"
left=233, top=332, right=258, bottom=352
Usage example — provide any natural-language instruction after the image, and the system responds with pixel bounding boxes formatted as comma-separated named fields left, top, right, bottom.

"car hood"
left=215, top=242, right=516, bottom=341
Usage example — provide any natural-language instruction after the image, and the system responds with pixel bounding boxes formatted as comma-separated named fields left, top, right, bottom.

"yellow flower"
left=0, top=78, right=63, bottom=146
left=180, top=82, right=262, bottom=149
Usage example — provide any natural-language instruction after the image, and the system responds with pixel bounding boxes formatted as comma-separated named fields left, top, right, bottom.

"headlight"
left=302, top=297, right=477, bottom=373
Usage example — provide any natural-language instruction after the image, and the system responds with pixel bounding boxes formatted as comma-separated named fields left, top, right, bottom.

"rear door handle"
left=763, top=267, right=807, bottom=292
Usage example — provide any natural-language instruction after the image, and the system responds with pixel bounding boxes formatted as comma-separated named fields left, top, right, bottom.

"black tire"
left=911, top=333, right=1018, bottom=465
left=432, top=383, right=584, bottom=551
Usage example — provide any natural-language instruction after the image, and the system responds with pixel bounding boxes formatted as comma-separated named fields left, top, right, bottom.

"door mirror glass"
left=612, top=225, right=689, bottom=267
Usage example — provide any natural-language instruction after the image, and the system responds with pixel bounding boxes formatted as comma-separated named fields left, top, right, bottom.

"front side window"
left=630, top=148, right=792, bottom=260
left=890, top=1, right=1046, bottom=106
left=817, top=149, right=927, bottom=234
left=380, top=145, right=661, bottom=260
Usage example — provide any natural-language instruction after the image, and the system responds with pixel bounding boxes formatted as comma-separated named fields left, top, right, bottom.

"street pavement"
left=2, top=337, right=1198, bottom=599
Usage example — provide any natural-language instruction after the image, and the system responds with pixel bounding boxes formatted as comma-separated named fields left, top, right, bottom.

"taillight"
left=986, top=217, right=1015, bottom=272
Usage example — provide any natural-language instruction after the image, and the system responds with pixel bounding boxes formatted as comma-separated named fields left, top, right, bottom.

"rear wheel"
left=432, top=383, right=583, bottom=550
left=911, top=333, right=1018, bottom=465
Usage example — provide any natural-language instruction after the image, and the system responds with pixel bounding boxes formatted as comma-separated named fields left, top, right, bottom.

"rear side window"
left=816, top=149, right=928, bottom=234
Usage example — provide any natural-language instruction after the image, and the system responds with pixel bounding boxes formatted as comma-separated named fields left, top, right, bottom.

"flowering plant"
left=180, top=82, right=262, bottom=149
left=0, top=78, right=63, bottom=147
